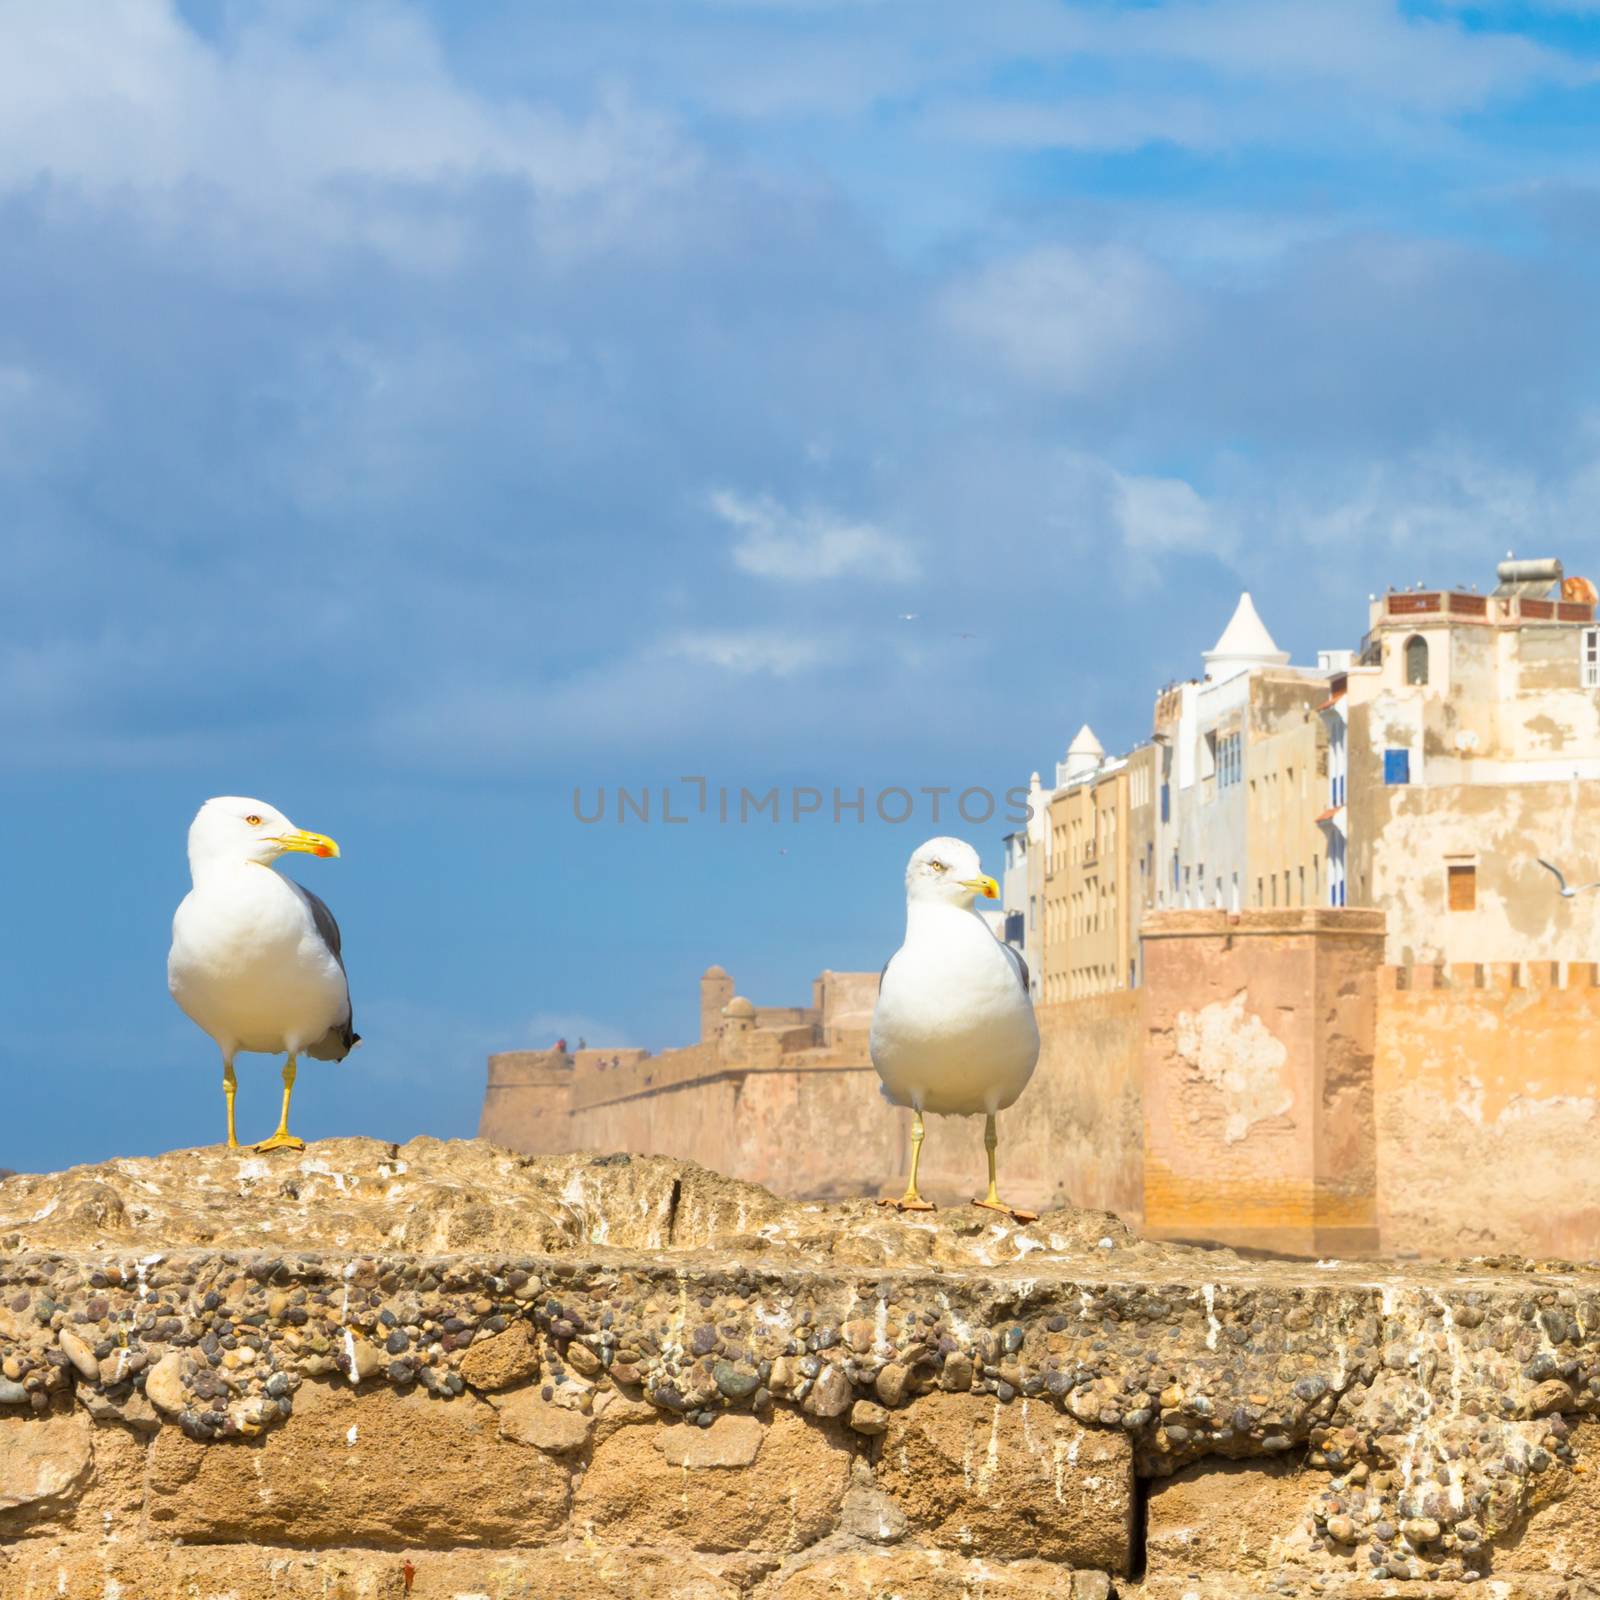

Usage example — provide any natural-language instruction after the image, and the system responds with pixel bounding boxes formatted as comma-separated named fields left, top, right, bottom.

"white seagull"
left=168, top=797, right=358, bottom=1152
left=1537, top=857, right=1600, bottom=899
left=870, top=836, right=1040, bottom=1222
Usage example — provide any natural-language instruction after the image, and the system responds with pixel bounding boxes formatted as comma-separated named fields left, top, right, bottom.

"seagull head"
left=905, top=836, right=998, bottom=907
left=188, top=796, right=341, bottom=872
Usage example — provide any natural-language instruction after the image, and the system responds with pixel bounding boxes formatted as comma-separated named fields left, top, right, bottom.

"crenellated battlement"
left=1383, top=960, right=1600, bottom=991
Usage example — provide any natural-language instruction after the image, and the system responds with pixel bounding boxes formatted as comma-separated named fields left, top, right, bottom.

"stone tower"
left=700, top=964, right=735, bottom=1041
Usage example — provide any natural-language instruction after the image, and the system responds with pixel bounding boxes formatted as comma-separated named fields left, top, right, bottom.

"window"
left=1405, top=634, right=1429, bottom=686
left=1384, top=748, right=1411, bottom=785
left=1585, top=628, right=1600, bottom=690
left=1160, top=783, right=1170, bottom=823
left=1448, top=863, right=1477, bottom=911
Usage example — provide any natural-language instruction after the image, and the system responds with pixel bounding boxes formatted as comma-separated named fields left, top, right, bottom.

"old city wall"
left=481, top=990, right=1146, bottom=1219
left=481, top=914, right=1600, bottom=1260
left=1375, top=961, right=1600, bottom=1261
left=1139, top=910, right=1386, bottom=1258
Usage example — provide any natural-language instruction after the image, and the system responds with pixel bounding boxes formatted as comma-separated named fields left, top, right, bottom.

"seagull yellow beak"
left=960, top=875, right=1000, bottom=901
left=275, top=829, right=341, bottom=860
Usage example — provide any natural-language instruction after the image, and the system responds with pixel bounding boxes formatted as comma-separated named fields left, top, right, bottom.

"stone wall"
left=481, top=913, right=1600, bottom=1261
left=482, top=989, right=1146, bottom=1219
left=7, top=1140, right=1600, bottom=1598
left=1140, top=909, right=1386, bottom=1257
left=1375, top=961, right=1600, bottom=1260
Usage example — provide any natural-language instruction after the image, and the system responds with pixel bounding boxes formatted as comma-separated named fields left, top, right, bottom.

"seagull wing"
left=1538, top=858, right=1569, bottom=893
left=287, top=879, right=360, bottom=1059
left=998, top=940, right=1031, bottom=998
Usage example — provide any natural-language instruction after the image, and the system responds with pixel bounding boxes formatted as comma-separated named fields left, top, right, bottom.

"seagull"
left=1537, top=857, right=1600, bottom=899
left=870, top=836, right=1040, bottom=1222
left=168, top=797, right=358, bottom=1152
left=898, top=613, right=920, bottom=622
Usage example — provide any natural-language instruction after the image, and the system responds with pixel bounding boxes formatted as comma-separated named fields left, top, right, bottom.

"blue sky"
left=5, top=0, right=1600, bottom=1171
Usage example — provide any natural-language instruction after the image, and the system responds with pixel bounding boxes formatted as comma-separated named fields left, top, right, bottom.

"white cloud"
left=1112, top=471, right=1230, bottom=556
left=669, top=628, right=829, bottom=675
left=711, top=488, right=919, bottom=582
left=941, top=245, right=1180, bottom=394
left=0, top=0, right=696, bottom=263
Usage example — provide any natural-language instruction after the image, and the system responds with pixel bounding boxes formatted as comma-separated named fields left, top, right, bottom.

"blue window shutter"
left=1160, top=783, right=1170, bottom=822
left=1384, top=749, right=1410, bottom=785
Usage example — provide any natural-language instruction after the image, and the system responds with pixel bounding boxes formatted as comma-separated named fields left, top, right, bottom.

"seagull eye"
left=244, top=815, right=262, bottom=826
left=929, top=860, right=947, bottom=873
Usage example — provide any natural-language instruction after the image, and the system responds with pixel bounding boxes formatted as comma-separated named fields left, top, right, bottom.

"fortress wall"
left=477, top=1049, right=574, bottom=1155
left=1138, top=910, right=1387, bottom=1257
left=482, top=919, right=1599, bottom=1259
left=1375, top=961, right=1600, bottom=1259
left=567, top=1063, right=896, bottom=1202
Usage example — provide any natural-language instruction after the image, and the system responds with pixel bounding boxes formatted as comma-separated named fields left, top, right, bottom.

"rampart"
left=8, top=1138, right=1600, bottom=1598
left=482, top=912, right=1600, bottom=1260
left=1376, top=961, right=1600, bottom=1261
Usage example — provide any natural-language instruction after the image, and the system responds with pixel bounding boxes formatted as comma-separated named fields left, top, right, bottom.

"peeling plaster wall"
left=1139, top=909, right=1385, bottom=1257
left=1376, top=964, right=1600, bottom=1258
left=1368, top=779, right=1600, bottom=965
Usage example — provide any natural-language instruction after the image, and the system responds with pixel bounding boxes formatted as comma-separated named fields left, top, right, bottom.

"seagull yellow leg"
left=256, top=1055, right=306, bottom=1153
left=972, top=1113, right=1038, bottom=1224
left=878, top=1108, right=937, bottom=1212
left=222, top=1058, right=239, bottom=1150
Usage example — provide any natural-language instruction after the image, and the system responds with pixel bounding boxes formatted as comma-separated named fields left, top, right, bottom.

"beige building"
left=1037, top=733, right=1155, bottom=1003
left=1017, top=560, right=1600, bottom=986
left=1324, top=557, right=1600, bottom=962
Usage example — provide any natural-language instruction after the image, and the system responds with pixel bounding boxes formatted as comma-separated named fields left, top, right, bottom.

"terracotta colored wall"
left=1375, top=962, right=1600, bottom=1259
left=572, top=1064, right=899, bottom=1202
left=1140, top=909, right=1385, bottom=1257
left=478, top=1050, right=574, bottom=1154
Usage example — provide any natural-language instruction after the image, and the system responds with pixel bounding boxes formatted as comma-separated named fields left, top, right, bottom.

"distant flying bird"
left=952, top=631, right=977, bottom=640
left=1537, top=857, right=1600, bottom=898
left=898, top=613, right=920, bottom=622
left=168, top=797, right=358, bottom=1152
left=870, top=837, right=1040, bottom=1222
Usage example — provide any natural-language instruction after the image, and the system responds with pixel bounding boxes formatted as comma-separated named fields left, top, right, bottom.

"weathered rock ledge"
left=3, top=1138, right=1600, bottom=1598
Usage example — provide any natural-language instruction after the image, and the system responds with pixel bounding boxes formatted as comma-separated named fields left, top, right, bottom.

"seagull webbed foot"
left=255, top=1130, right=306, bottom=1154
left=971, top=1197, right=1039, bottom=1225
left=878, top=1194, right=938, bottom=1213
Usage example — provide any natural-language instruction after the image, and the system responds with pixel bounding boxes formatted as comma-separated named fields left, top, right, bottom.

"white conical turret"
left=1203, top=592, right=1289, bottom=682
left=1061, top=724, right=1104, bottom=783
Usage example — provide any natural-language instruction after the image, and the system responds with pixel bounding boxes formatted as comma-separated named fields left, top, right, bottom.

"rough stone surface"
left=0, top=1407, right=92, bottom=1525
left=147, top=1378, right=570, bottom=1546
left=770, top=1550, right=1109, bottom=1598
left=492, top=1385, right=594, bottom=1453
left=575, top=1406, right=853, bottom=1552
left=456, top=1318, right=541, bottom=1390
left=6, top=1138, right=1600, bottom=1596
left=1146, top=1456, right=1321, bottom=1576
left=877, top=1391, right=1133, bottom=1572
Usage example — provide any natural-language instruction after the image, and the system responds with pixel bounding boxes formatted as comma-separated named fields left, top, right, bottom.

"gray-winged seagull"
left=870, top=836, right=1040, bottom=1222
left=168, top=797, right=357, bottom=1152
